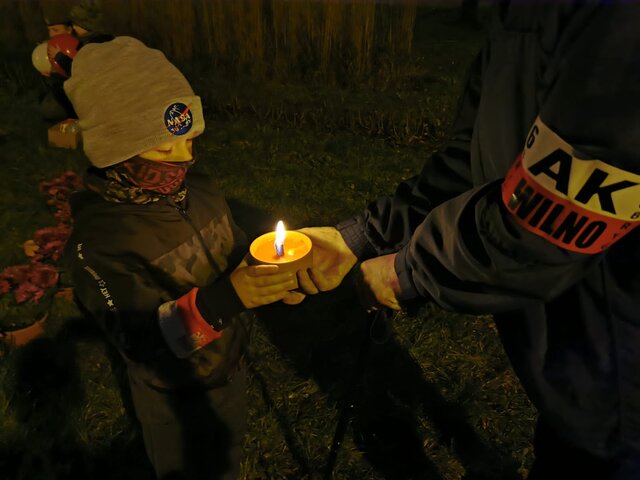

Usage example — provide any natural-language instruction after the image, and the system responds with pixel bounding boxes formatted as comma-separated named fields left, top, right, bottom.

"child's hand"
left=282, top=290, right=306, bottom=305
left=230, top=260, right=299, bottom=309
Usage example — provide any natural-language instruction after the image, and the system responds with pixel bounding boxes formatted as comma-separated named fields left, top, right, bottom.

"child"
left=43, top=11, right=72, bottom=38
left=39, top=11, right=75, bottom=121
left=63, top=36, right=301, bottom=479
left=69, top=0, right=112, bottom=45
left=49, top=0, right=114, bottom=78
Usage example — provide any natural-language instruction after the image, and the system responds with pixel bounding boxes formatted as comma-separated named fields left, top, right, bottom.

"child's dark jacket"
left=64, top=171, right=248, bottom=391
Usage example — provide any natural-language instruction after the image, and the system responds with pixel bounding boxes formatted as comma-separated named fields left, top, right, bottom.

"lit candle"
left=275, top=220, right=285, bottom=257
left=249, top=221, right=313, bottom=288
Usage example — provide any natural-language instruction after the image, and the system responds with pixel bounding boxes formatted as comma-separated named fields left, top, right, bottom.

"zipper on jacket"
left=168, top=199, right=223, bottom=278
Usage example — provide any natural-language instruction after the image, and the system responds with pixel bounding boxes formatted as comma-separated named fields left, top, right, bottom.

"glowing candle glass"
left=249, top=221, right=313, bottom=288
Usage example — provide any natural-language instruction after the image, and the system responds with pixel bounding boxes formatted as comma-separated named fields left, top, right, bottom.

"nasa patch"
left=164, top=102, right=193, bottom=136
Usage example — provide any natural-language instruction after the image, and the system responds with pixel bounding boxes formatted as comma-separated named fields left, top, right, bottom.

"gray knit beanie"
left=64, top=36, right=205, bottom=168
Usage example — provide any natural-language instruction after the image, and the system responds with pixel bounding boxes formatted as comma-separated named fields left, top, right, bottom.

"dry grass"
left=2, top=0, right=417, bottom=85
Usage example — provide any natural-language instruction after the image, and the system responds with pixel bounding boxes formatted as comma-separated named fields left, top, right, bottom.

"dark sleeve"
left=394, top=6, right=640, bottom=314
left=70, top=241, right=247, bottom=362
left=54, top=52, right=73, bottom=78
left=394, top=182, right=600, bottom=313
left=160, top=199, right=250, bottom=358
left=194, top=204, right=248, bottom=331
left=47, top=72, right=76, bottom=118
left=194, top=277, right=244, bottom=331
left=338, top=46, right=486, bottom=258
left=69, top=244, right=173, bottom=363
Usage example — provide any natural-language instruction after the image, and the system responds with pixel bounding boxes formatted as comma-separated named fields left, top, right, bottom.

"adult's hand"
left=295, top=226, right=358, bottom=294
left=359, top=253, right=402, bottom=311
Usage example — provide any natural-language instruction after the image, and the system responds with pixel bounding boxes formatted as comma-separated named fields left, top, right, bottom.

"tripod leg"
left=323, top=309, right=382, bottom=479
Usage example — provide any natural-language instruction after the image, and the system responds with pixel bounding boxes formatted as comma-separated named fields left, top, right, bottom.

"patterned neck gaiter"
left=116, top=156, right=194, bottom=195
left=85, top=156, right=194, bottom=206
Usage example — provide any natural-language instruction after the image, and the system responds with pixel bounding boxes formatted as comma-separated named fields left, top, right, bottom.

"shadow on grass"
left=3, top=309, right=245, bottom=480
left=232, top=199, right=520, bottom=480
left=1, top=315, right=153, bottom=480
left=1, top=198, right=520, bottom=480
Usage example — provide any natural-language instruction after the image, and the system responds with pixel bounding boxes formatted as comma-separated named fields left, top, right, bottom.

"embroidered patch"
left=76, top=243, right=118, bottom=312
left=502, top=117, right=640, bottom=254
left=164, top=102, right=192, bottom=136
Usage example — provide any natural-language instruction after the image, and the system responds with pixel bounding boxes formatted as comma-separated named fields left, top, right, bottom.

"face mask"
left=117, top=156, right=195, bottom=195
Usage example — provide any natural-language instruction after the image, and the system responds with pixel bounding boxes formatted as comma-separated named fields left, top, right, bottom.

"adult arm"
left=370, top=6, right=640, bottom=313
left=338, top=48, right=486, bottom=260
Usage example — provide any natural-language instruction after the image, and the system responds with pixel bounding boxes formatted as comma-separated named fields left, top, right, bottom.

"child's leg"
left=127, top=362, right=247, bottom=480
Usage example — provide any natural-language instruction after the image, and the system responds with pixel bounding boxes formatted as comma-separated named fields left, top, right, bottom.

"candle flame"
left=275, top=221, right=286, bottom=256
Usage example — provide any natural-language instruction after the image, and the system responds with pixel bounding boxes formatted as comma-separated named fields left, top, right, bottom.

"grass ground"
left=0, top=6, right=536, bottom=480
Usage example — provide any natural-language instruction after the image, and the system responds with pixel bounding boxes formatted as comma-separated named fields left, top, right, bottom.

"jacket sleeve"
left=69, top=243, right=175, bottom=363
left=338, top=46, right=485, bottom=259
left=160, top=266, right=246, bottom=359
left=54, top=52, right=73, bottom=78
left=70, top=239, right=248, bottom=361
left=393, top=180, right=601, bottom=314
left=158, top=209, right=249, bottom=359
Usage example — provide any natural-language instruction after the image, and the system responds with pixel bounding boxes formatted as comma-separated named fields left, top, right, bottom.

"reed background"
left=4, top=0, right=417, bottom=82
left=0, top=2, right=535, bottom=479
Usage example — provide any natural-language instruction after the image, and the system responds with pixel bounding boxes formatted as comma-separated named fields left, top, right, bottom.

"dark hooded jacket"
left=338, top=1, right=640, bottom=456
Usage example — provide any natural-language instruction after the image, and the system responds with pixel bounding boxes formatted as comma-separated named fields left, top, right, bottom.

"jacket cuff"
left=394, top=246, right=419, bottom=301
left=158, top=288, right=222, bottom=359
left=195, top=277, right=245, bottom=331
left=336, top=216, right=377, bottom=260
left=55, top=52, right=72, bottom=77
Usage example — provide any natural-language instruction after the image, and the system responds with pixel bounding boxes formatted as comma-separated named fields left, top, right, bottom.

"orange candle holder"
left=249, top=230, right=313, bottom=289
